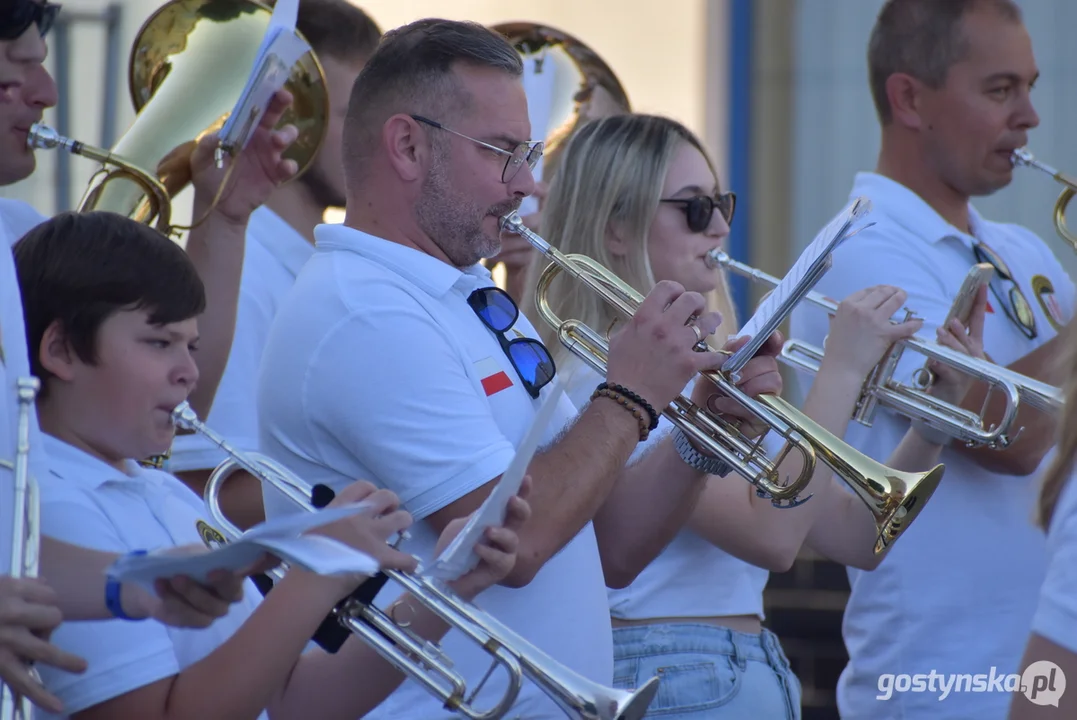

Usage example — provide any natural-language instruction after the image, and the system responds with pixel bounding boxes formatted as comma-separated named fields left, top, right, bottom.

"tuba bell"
left=26, top=0, right=329, bottom=241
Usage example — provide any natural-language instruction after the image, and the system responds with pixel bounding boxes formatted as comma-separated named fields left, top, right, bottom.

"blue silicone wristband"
left=106, top=549, right=148, bottom=620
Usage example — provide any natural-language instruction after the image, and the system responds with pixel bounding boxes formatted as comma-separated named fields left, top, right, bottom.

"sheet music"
left=426, top=381, right=566, bottom=581
left=724, top=196, right=874, bottom=373
left=106, top=502, right=379, bottom=591
left=217, top=0, right=309, bottom=158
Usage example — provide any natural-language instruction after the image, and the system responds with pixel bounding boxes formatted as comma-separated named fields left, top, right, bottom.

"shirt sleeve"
left=1032, top=473, right=1077, bottom=654
left=304, top=292, right=517, bottom=520
left=169, top=282, right=275, bottom=471
left=37, top=496, right=180, bottom=715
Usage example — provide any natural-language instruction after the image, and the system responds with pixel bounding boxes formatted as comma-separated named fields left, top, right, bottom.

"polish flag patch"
left=475, top=356, right=513, bottom=396
left=985, top=300, right=995, bottom=314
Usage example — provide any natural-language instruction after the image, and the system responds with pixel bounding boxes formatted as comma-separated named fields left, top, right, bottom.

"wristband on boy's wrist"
left=105, top=550, right=148, bottom=621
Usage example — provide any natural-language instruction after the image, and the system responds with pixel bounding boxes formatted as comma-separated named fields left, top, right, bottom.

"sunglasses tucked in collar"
left=467, top=286, right=556, bottom=399
left=410, top=114, right=543, bottom=184
left=1, top=0, right=60, bottom=40
left=973, top=241, right=1037, bottom=339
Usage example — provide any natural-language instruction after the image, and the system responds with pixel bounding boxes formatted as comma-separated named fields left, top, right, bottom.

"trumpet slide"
left=502, top=212, right=943, bottom=554
left=705, top=249, right=1034, bottom=447
left=170, top=402, right=659, bottom=720
left=1, top=377, right=43, bottom=720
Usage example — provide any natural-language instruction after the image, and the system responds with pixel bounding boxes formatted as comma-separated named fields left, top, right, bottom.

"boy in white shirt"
left=12, top=209, right=529, bottom=720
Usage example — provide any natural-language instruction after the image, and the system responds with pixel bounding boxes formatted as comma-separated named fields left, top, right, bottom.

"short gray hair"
left=868, top=0, right=1022, bottom=125
left=342, top=19, right=523, bottom=182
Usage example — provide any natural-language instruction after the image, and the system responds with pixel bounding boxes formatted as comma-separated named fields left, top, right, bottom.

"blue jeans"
left=612, top=623, right=802, bottom=719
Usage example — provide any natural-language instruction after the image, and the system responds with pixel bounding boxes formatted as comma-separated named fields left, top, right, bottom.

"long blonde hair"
left=1037, top=322, right=1077, bottom=529
left=523, top=113, right=739, bottom=374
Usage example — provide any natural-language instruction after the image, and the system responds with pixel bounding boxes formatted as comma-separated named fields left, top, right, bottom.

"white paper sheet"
left=518, top=53, right=556, bottom=216
left=426, top=382, right=566, bottom=581
left=106, top=502, right=379, bottom=590
left=217, top=0, right=310, bottom=159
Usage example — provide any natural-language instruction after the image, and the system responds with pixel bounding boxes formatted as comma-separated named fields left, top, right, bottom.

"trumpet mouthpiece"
left=169, top=402, right=198, bottom=430
left=499, top=211, right=523, bottom=233
left=26, top=122, right=63, bottom=150
left=1011, top=147, right=1033, bottom=167
left=705, top=248, right=730, bottom=269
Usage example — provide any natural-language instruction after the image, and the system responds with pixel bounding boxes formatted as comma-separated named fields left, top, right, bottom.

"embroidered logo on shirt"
left=474, top=356, right=513, bottom=396
left=1031, top=275, right=1066, bottom=332
left=196, top=520, right=228, bottom=550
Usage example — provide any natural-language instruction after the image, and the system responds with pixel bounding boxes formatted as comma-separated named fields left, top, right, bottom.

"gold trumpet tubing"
left=1, top=378, right=41, bottom=720
left=708, top=249, right=1026, bottom=445
left=395, top=573, right=660, bottom=720
left=1012, top=148, right=1077, bottom=248
left=780, top=340, right=1019, bottom=449
left=25, top=125, right=173, bottom=233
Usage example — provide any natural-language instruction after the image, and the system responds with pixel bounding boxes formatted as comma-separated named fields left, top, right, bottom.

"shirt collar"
left=248, top=206, right=315, bottom=279
left=850, top=171, right=989, bottom=250
left=313, top=223, right=494, bottom=298
left=43, top=434, right=162, bottom=491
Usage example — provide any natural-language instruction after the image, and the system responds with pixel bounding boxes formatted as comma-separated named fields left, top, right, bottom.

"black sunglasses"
left=467, top=287, right=556, bottom=399
left=973, top=242, right=1037, bottom=340
left=1, top=0, right=61, bottom=40
left=660, top=192, right=736, bottom=234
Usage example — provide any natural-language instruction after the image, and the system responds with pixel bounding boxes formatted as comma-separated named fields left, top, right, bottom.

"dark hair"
left=13, top=211, right=205, bottom=390
left=868, top=0, right=1023, bottom=124
left=293, top=0, right=381, bottom=63
left=342, top=18, right=523, bottom=177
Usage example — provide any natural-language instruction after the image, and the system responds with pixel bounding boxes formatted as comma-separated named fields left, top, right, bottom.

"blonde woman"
left=527, top=113, right=989, bottom=719
left=1011, top=328, right=1077, bottom=719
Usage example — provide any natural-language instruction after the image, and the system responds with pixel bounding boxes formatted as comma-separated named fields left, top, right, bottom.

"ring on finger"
left=689, top=322, right=705, bottom=345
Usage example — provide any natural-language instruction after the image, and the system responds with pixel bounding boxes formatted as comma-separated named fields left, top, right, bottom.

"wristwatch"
left=673, top=428, right=733, bottom=477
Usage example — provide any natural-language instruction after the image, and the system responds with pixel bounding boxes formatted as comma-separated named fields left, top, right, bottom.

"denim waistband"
left=612, top=623, right=789, bottom=669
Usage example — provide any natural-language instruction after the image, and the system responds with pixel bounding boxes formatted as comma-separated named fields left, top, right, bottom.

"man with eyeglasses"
left=256, top=18, right=783, bottom=720
left=789, top=1, right=1072, bottom=719
left=0, top=0, right=299, bottom=713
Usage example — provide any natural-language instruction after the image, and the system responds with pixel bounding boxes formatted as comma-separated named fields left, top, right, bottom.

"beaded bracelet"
left=591, top=387, right=650, bottom=442
left=596, top=382, right=659, bottom=430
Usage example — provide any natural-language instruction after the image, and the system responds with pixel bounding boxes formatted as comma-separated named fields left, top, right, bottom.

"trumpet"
left=705, top=249, right=1030, bottom=447
left=503, top=212, right=943, bottom=554
left=1, top=377, right=42, bottom=720
left=170, top=402, right=659, bottom=720
left=1011, top=148, right=1077, bottom=250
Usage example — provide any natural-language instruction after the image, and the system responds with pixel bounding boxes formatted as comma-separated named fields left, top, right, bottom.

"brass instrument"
left=1011, top=148, right=1077, bottom=249
left=170, top=402, right=659, bottom=720
left=491, top=22, right=630, bottom=168
left=504, top=212, right=943, bottom=554
left=26, top=0, right=329, bottom=240
left=705, top=249, right=1036, bottom=446
left=0, top=377, right=42, bottom=720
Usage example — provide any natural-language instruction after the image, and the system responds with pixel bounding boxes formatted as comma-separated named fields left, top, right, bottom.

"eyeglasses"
left=467, top=287, right=556, bottom=399
left=1, top=0, right=61, bottom=40
left=659, top=192, right=737, bottom=233
left=411, top=115, right=544, bottom=184
left=973, top=242, right=1037, bottom=339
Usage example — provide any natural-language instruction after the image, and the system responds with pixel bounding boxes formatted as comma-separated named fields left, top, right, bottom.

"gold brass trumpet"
left=704, top=249, right=1035, bottom=446
left=26, top=0, right=329, bottom=239
left=503, top=212, right=943, bottom=554
left=1011, top=148, right=1077, bottom=250
left=170, top=402, right=660, bottom=720
left=0, top=377, right=42, bottom=720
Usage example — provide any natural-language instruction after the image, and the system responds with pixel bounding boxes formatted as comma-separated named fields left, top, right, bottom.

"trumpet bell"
left=72, top=0, right=328, bottom=236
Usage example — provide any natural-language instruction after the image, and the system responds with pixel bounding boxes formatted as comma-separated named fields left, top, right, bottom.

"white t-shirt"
left=33, top=435, right=266, bottom=719
left=560, top=359, right=769, bottom=620
left=0, top=200, right=47, bottom=576
left=257, top=224, right=613, bottom=720
left=789, top=172, right=1074, bottom=719
left=1032, top=466, right=1077, bottom=654
left=169, top=206, right=313, bottom=471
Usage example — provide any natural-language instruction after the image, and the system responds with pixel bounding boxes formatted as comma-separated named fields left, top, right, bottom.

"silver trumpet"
left=170, top=402, right=659, bottom=720
left=1, top=377, right=43, bottom=720
left=705, top=250, right=1032, bottom=447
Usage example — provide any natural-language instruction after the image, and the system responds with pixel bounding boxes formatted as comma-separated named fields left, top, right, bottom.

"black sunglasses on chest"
left=972, top=242, right=1037, bottom=340
left=1, top=0, right=60, bottom=40
left=467, top=287, right=556, bottom=399
left=660, top=192, right=736, bottom=233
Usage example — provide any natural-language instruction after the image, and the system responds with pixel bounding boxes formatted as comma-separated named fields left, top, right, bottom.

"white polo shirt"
left=257, top=224, right=613, bottom=720
left=0, top=203, right=48, bottom=576
left=0, top=197, right=46, bottom=246
left=33, top=435, right=266, bottom=719
left=1032, top=468, right=1077, bottom=656
left=560, top=359, right=770, bottom=621
left=789, top=172, right=1074, bottom=719
left=169, top=206, right=313, bottom=471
